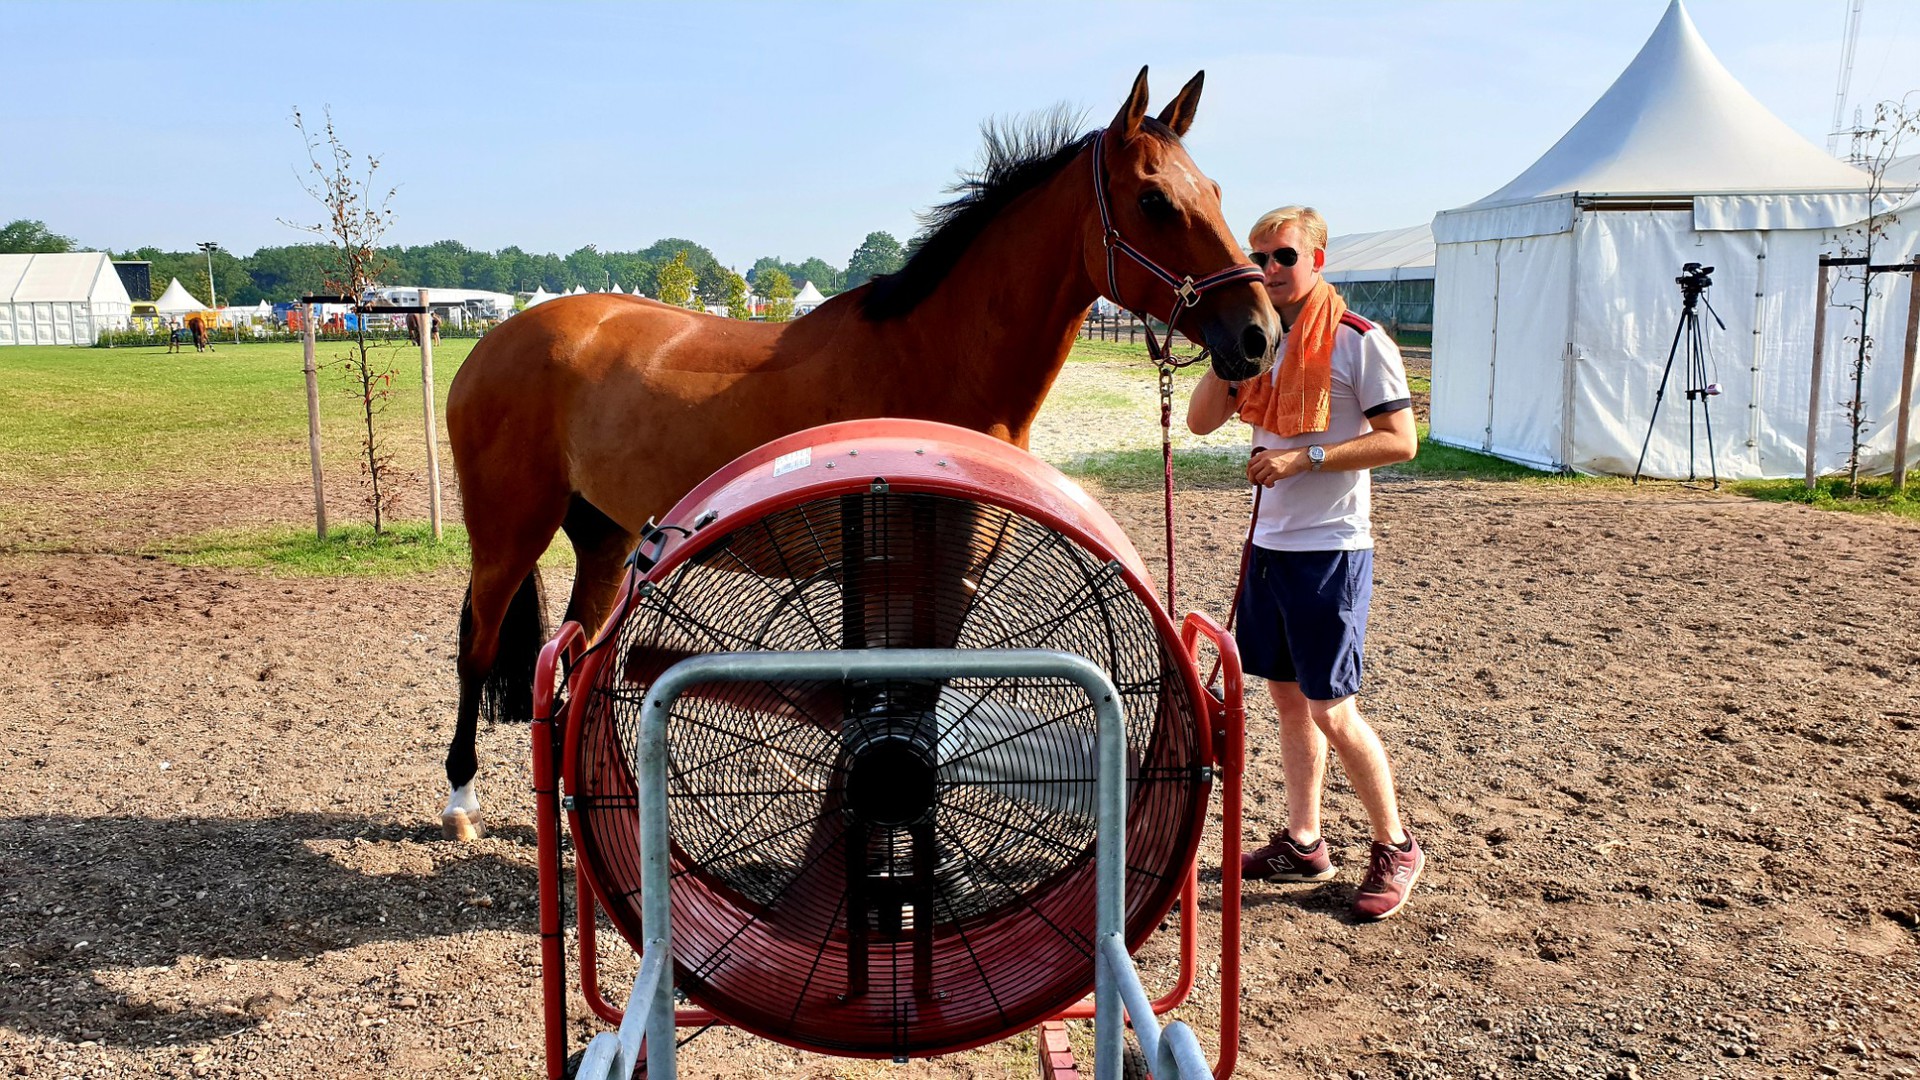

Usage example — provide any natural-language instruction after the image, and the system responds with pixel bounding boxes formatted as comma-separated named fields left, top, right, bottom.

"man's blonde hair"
left=1249, top=205, right=1328, bottom=254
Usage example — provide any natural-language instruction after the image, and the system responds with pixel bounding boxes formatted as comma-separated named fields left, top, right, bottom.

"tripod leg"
left=1695, top=312, right=1719, bottom=489
left=1635, top=308, right=1691, bottom=483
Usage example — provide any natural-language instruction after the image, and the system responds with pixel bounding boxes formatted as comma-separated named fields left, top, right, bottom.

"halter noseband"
left=1090, top=130, right=1265, bottom=350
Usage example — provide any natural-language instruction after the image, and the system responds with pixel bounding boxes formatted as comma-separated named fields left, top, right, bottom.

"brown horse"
left=438, top=67, right=1278, bottom=839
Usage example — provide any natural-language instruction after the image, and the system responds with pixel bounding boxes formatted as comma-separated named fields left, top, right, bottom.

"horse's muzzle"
left=1204, top=312, right=1277, bottom=384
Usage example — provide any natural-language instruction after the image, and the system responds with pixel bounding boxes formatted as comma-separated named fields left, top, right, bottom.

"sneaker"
left=1242, top=832, right=1337, bottom=882
left=1352, top=832, right=1425, bottom=921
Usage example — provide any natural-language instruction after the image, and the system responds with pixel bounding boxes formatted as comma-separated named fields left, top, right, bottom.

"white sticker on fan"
left=772, top=448, right=812, bottom=477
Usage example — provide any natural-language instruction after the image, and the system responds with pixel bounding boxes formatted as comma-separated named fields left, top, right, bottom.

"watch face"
left=1309, top=445, right=1325, bottom=463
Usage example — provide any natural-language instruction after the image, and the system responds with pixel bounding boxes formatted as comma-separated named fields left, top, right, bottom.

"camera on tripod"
left=1635, top=261, right=1727, bottom=487
left=1675, top=262, right=1714, bottom=293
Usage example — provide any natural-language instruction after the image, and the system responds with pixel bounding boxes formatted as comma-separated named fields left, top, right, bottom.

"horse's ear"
left=1108, top=66, right=1150, bottom=142
left=1157, top=71, right=1204, bottom=138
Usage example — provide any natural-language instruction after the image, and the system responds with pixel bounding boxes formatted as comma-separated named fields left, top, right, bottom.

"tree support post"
left=1807, top=264, right=1830, bottom=490
left=419, top=288, right=444, bottom=540
left=302, top=302, right=328, bottom=539
left=1896, top=260, right=1920, bottom=493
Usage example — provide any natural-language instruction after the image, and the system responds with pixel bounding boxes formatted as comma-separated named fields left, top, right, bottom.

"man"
left=1186, top=205, right=1424, bottom=921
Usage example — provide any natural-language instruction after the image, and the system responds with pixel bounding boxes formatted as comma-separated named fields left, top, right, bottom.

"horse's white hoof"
left=440, top=807, right=486, bottom=842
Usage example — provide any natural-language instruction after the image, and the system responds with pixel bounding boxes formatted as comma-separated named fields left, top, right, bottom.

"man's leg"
left=1305, top=694, right=1406, bottom=846
left=1267, top=679, right=1328, bottom=846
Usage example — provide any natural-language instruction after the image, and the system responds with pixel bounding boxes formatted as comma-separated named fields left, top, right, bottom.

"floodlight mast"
left=196, top=241, right=220, bottom=309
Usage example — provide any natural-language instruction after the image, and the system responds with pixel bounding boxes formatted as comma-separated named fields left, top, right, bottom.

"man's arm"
left=1247, top=406, right=1417, bottom=486
left=1186, top=370, right=1240, bottom=435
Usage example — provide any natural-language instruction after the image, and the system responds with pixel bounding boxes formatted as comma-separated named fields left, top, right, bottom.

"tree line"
left=0, top=219, right=907, bottom=307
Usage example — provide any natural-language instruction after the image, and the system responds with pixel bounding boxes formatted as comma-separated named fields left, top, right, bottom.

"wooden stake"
left=1897, top=260, right=1920, bottom=493
left=1807, top=265, right=1830, bottom=490
left=302, top=303, right=327, bottom=539
left=419, top=289, right=443, bottom=540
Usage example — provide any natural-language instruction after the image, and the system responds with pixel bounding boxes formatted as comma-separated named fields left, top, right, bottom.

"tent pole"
left=1806, top=263, right=1829, bottom=490
left=1895, top=260, right=1920, bottom=493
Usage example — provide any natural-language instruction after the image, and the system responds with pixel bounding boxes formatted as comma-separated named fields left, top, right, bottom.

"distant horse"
left=438, top=68, right=1278, bottom=839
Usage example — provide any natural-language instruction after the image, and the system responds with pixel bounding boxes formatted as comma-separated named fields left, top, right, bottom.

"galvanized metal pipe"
left=636, top=648, right=1132, bottom=1080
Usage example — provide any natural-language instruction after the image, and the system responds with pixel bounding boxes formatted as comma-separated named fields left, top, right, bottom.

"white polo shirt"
left=1245, top=313, right=1411, bottom=552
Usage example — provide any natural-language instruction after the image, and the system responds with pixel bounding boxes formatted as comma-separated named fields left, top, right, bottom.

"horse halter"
left=1089, top=130, right=1265, bottom=359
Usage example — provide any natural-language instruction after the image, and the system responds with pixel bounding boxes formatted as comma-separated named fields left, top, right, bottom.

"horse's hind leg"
left=560, top=495, right=639, bottom=638
left=444, top=504, right=566, bottom=841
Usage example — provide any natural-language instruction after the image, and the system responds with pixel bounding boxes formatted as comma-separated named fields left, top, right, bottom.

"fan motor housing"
left=562, top=419, right=1215, bottom=1059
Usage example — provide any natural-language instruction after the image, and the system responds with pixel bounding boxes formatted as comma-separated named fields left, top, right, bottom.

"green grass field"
left=7, top=337, right=1891, bottom=575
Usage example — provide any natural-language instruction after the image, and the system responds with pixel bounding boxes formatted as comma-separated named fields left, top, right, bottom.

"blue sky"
left=2, top=1, right=1913, bottom=272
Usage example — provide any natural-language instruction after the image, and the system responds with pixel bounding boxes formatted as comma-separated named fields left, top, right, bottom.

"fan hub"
left=844, top=730, right=939, bottom=827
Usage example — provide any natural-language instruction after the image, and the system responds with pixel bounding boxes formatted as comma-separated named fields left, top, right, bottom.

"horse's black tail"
left=463, top=570, right=549, bottom=724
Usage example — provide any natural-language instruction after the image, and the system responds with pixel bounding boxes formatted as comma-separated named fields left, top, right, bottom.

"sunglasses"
left=1249, top=247, right=1302, bottom=269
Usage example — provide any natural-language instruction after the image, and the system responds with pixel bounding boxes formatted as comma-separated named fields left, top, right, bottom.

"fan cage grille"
left=571, top=491, right=1207, bottom=1057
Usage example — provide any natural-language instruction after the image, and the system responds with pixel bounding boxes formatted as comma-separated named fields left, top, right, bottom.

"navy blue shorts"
left=1234, top=547, right=1372, bottom=701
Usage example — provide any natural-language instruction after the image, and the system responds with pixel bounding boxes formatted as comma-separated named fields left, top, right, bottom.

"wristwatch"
left=1307, top=445, right=1326, bottom=471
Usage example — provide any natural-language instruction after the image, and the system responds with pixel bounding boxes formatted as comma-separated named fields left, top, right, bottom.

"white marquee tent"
left=1429, top=0, right=1897, bottom=479
left=0, top=252, right=134, bottom=345
left=793, top=280, right=827, bottom=315
left=524, top=286, right=556, bottom=308
left=1323, top=224, right=1436, bottom=333
left=153, top=278, right=210, bottom=316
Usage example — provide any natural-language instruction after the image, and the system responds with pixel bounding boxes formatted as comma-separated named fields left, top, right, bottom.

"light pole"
left=196, top=241, right=220, bottom=308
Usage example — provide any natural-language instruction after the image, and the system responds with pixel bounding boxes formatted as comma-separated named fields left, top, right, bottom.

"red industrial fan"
left=531, top=419, right=1246, bottom=1078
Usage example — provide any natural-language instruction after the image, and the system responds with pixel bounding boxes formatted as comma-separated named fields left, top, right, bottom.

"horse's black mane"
left=860, top=107, right=1177, bottom=321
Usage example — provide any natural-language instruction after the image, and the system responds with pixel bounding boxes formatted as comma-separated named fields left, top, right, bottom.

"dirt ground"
left=5, top=468, right=1920, bottom=1079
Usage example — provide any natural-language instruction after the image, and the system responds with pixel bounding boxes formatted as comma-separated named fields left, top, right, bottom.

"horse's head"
left=1088, top=68, right=1278, bottom=383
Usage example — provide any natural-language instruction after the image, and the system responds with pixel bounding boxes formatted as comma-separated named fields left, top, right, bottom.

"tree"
left=657, top=250, right=698, bottom=308
left=846, top=231, right=905, bottom=289
left=794, top=256, right=844, bottom=294
left=0, top=219, right=75, bottom=253
left=565, top=245, right=607, bottom=292
left=289, top=106, right=401, bottom=532
left=721, top=268, right=751, bottom=319
left=1837, top=93, right=1920, bottom=495
left=759, top=268, right=796, bottom=322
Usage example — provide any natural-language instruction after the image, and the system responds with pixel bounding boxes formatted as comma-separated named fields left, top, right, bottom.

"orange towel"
left=1236, top=279, right=1346, bottom=437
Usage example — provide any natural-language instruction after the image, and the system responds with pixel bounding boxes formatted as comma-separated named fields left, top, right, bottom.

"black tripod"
left=1634, top=262, right=1727, bottom=489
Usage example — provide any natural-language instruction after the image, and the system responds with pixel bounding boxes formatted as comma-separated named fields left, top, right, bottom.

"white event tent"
left=1323, top=224, right=1435, bottom=334
left=793, top=280, right=827, bottom=315
left=0, top=252, right=134, bottom=345
left=153, top=278, right=210, bottom=316
left=524, top=286, right=556, bottom=308
left=1429, top=0, right=1893, bottom=479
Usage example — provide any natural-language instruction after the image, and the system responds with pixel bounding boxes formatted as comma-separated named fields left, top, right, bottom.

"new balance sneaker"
left=1352, top=832, right=1424, bottom=921
left=1242, top=832, right=1337, bottom=883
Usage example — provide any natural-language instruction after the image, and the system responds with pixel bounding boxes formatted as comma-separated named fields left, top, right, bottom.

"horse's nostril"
left=1241, top=324, right=1271, bottom=363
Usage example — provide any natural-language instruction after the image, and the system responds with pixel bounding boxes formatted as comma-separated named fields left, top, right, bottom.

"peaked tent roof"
left=1322, top=225, right=1436, bottom=283
left=153, top=277, right=209, bottom=314
left=1885, top=154, right=1920, bottom=191
left=525, top=286, right=555, bottom=307
left=0, top=252, right=133, bottom=306
left=1477, top=0, right=1870, bottom=204
left=793, top=281, right=826, bottom=305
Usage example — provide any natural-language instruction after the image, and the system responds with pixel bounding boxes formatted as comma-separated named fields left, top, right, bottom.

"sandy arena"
left=5, top=460, right=1919, bottom=1078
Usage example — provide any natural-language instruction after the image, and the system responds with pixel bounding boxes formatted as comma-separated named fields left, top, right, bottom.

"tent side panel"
left=1569, top=212, right=1765, bottom=478
left=1429, top=242, right=1499, bottom=450
left=1486, top=233, right=1573, bottom=468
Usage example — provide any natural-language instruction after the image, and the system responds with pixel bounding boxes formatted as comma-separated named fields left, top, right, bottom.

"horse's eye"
left=1137, top=189, right=1174, bottom=218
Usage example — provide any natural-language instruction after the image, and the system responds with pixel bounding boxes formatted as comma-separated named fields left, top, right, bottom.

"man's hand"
left=1248, top=447, right=1307, bottom=487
